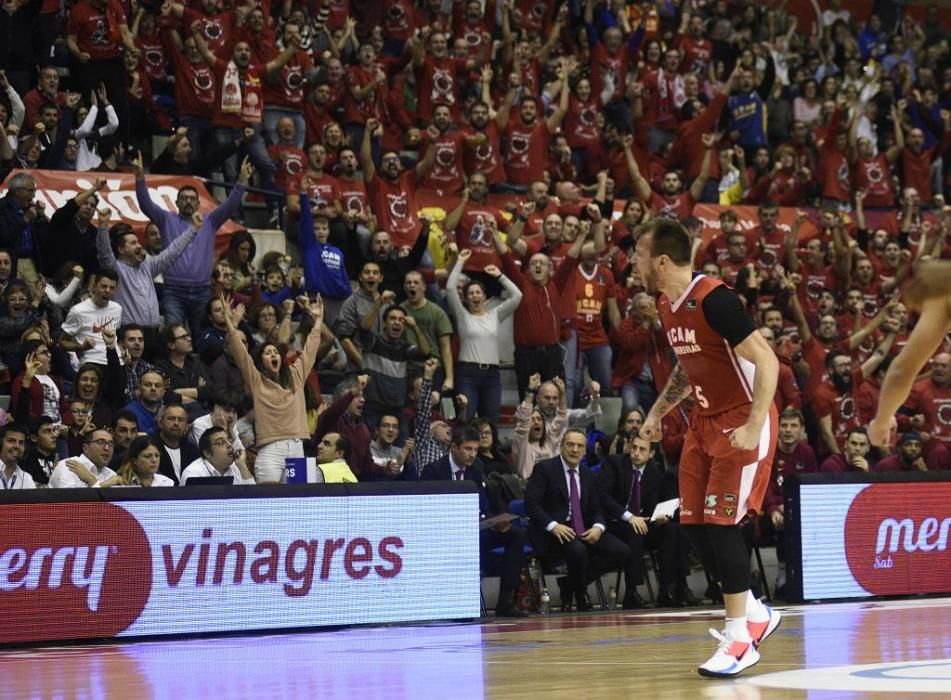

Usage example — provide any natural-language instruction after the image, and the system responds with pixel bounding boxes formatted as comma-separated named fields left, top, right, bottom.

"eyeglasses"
left=87, top=439, right=114, bottom=448
left=174, top=334, right=191, bottom=341
left=211, top=439, right=230, bottom=447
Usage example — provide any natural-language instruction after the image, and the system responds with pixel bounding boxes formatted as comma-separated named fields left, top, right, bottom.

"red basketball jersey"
left=657, top=275, right=754, bottom=416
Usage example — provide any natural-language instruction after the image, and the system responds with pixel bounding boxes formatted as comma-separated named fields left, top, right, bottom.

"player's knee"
left=705, top=524, right=751, bottom=595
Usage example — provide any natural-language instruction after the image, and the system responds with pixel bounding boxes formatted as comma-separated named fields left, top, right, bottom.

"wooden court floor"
left=2, top=597, right=950, bottom=699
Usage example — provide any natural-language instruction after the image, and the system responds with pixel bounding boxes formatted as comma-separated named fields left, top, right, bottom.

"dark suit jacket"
left=597, top=455, right=671, bottom=522
left=154, top=436, right=201, bottom=486
left=420, top=454, right=491, bottom=515
left=525, top=456, right=605, bottom=532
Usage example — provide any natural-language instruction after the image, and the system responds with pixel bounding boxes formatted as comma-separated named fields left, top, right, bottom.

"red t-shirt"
left=853, top=154, right=895, bottom=208
left=524, top=238, right=570, bottom=270
left=324, top=0, right=351, bottom=29
left=819, top=150, right=850, bottom=202
left=904, top=378, right=951, bottom=443
left=813, top=368, right=865, bottom=451
left=764, top=442, right=818, bottom=513
left=338, top=177, right=370, bottom=221
left=182, top=8, right=236, bottom=59
left=304, top=101, right=334, bottom=145
left=67, top=0, right=127, bottom=60
left=674, top=34, right=712, bottom=74
left=268, top=144, right=306, bottom=190
left=344, top=64, right=386, bottom=125
left=137, top=33, right=168, bottom=82
left=382, top=0, right=417, bottom=40
left=590, top=42, right=629, bottom=104
left=570, top=265, right=616, bottom=350
left=463, top=122, right=505, bottom=185
left=263, top=49, right=314, bottom=110
left=648, top=190, right=695, bottom=221
left=415, top=55, right=466, bottom=122
left=418, top=129, right=466, bottom=195
left=452, top=202, right=507, bottom=271
left=503, top=118, right=551, bottom=185
left=564, top=95, right=601, bottom=149
left=169, top=49, right=216, bottom=118
left=516, top=0, right=552, bottom=35
left=751, top=227, right=786, bottom=276
left=367, top=172, right=421, bottom=248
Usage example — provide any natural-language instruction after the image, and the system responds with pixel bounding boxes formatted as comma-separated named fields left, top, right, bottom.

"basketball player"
left=635, top=219, right=782, bottom=677
left=869, top=259, right=951, bottom=446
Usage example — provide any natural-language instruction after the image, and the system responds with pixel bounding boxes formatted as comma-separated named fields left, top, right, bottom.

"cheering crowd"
left=0, top=0, right=949, bottom=607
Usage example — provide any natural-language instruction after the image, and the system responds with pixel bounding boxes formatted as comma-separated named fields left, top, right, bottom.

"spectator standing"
left=400, top=270, right=454, bottom=391
left=512, top=374, right=568, bottom=479
left=446, top=249, right=523, bottom=421
left=60, top=270, right=123, bottom=366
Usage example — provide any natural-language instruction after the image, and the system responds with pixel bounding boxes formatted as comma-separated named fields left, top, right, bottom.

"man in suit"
left=525, top=428, right=628, bottom=611
left=598, top=434, right=698, bottom=608
left=421, top=425, right=529, bottom=618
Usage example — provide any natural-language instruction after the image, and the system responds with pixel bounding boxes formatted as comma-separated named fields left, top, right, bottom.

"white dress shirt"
left=49, top=455, right=117, bottom=488
left=180, top=458, right=255, bottom=485
left=0, top=465, right=36, bottom=490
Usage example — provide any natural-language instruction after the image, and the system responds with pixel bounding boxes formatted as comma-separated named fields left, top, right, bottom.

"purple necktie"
left=455, top=470, right=464, bottom=480
left=569, top=469, right=585, bottom=534
left=628, top=469, right=641, bottom=515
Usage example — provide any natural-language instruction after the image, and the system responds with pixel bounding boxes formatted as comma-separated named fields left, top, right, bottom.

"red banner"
left=0, top=169, right=243, bottom=244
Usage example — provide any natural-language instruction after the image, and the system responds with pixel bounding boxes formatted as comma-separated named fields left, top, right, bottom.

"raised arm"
left=622, top=134, right=652, bottom=201
left=688, top=133, right=717, bottom=200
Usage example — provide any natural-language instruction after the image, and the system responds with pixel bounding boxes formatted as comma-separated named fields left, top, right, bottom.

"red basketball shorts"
left=678, top=403, right=778, bottom=526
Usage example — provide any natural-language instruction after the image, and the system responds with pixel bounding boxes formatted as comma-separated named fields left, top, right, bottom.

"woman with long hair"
left=101, top=435, right=174, bottom=487
left=222, top=292, right=325, bottom=483
left=447, top=249, right=522, bottom=421
left=223, top=231, right=257, bottom=293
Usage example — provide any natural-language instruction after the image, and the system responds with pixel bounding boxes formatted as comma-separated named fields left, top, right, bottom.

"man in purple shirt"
left=134, top=154, right=251, bottom=336
left=874, top=432, right=950, bottom=472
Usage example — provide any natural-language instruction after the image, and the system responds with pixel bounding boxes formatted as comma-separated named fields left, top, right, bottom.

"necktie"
left=628, top=469, right=641, bottom=515
left=455, top=470, right=464, bottom=480
left=569, top=469, right=585, bottom=534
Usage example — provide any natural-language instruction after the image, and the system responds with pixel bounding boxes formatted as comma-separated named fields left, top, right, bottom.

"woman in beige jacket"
left=512, top=373, right=569, bottom=479
left=223, top=293, right=324, bottom=483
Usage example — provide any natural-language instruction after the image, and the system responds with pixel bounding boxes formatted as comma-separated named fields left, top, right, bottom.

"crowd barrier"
left=785, top=472, right=951, bottom=602
left=0, top=483, right=481, bottom=645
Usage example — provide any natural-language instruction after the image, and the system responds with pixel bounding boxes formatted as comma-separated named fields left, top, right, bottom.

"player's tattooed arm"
left=640, top=364, right=692, bottom=442
left=653, top=364, right=692, bottom=417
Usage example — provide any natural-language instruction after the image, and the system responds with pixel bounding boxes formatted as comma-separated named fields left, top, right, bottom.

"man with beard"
left=814, top=342, right=893, bottom=455
left=360, top=118, right=436, bottom=248
left=819, top=427, right=871, bottom=473
left=0, top=424, right=35, bottom=490
left=153, top=402, right=200, bottom=485
left=106, top=410, right=140, bottom=473
left=494, top=222, right=582, bottom=399
left=501, top=60, right=569, bottom=188
left=41, top=178, right=104, bottom=277
left=463, top=69, right=515, bottom=188
left=893, top=352, right=951, bottom=460
left=883, top=430, right=951, bottom=471
left=634, top=220, right=780, bottom=677
left=418, top=104, right=485, bottom=195
left=624, top=132, right=716, bottom=221
left=119, top=324, right=156, bottom=402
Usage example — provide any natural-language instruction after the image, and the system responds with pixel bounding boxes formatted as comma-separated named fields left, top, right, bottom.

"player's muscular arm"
left=729, top=330, right=779, bottom=450
left=640, top=364, right=691, bottom=442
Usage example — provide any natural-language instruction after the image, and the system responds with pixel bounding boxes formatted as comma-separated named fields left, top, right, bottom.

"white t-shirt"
left=35, top=374, right=61, bottom=422
left=181, top=458, right=255, bottom=485
left=61, top=299, right=124, bottom=366
left=188, top=414, right=242, bottom=451
left=164, top=444, right=183, bottom=481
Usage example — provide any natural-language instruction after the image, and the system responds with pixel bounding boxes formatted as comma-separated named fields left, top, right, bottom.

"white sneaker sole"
left=697, top=646, right=761, bottom=678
